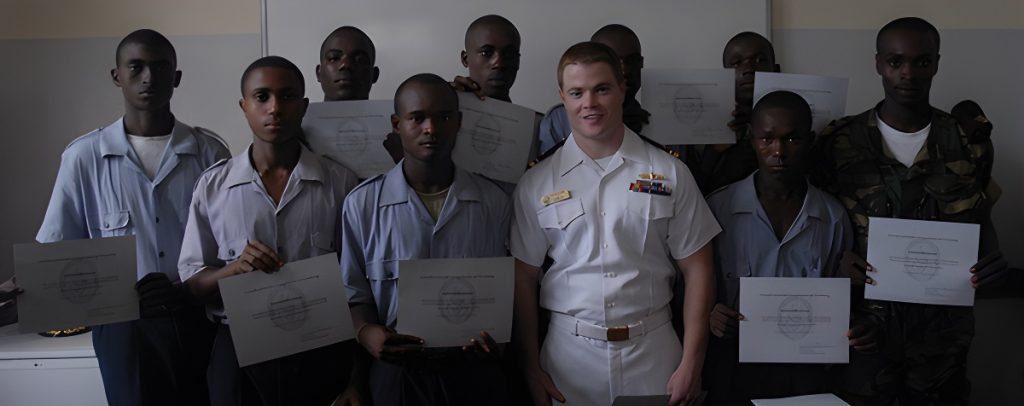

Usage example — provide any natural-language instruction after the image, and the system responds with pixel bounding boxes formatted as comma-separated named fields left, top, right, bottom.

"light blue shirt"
left=340, top=163, right=511, bottom=329
left=37, top=117, right=229, bottom=282
left=178, top=145, right=358, bottom=318
left=706, top=172, right=852, bottom=308
left=537, top=104, right=571, bottom=156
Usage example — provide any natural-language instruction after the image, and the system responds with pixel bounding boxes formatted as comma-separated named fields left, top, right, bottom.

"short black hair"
left=752, top=90, right=812, bottom=133
left=876, top=17, right=940, bottom=53
left=115, top=29, right=176, bottom=65
left=240, top=56, right=305, bottom=95
left=319, top=26, right=376, bottom=60
left=722, top=31, right=776, bottom=66
left=393, top=73, right=459, bottom=115
left=592, top=24, right=640, bottom=43
left=465, top=14, right=521, bottom=47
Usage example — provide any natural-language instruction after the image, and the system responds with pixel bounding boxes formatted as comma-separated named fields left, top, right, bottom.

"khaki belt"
left=550, top=308, right=672, bottom=342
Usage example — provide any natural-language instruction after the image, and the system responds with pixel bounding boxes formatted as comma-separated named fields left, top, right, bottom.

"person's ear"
left=315, top=64, right=322, bottom=83
left=173, top=70, right=182, bottom=88
left=111, top=67, right=122, bottom=88
left=461, top=50, right=469, bottom=68
left=391, top=113, right=400, bottom=134
left=875, top=53, right=884, bottom=76
left=372, top=67, right=380, bottom=84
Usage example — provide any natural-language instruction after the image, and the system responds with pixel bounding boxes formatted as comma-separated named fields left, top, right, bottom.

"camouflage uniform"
left=812, top=104, right=997, bottom=406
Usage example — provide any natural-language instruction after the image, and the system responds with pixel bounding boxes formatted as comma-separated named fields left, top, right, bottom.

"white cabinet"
left=0, top=325, right=106, bottom=405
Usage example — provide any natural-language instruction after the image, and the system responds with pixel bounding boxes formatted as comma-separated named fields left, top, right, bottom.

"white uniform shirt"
left=178, top=145, right=358, bottom=319
left=510, top=129, right=720, bottom=327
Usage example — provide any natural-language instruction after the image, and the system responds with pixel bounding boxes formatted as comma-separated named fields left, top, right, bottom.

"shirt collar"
left=224, top=144, right=324, bottom=188
left=379, top=161, right=482, bottom=207
left=729, top=171, right=827, bottom=221
left=99, top=116, right=199, bottom=157
left=557, top=127, right=647, bottom=176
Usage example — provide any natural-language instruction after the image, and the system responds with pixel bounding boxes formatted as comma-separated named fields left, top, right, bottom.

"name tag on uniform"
left=541, top=190, right=572, bottom=206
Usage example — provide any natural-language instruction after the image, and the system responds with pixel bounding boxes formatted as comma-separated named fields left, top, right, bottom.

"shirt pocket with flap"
left=625, top=193, right=675, bottom=254
left=217, top=239, right=247, bottom=262
left=98, top=210, right=132, bottom=237
left=536, top=198, right=587, bottom=258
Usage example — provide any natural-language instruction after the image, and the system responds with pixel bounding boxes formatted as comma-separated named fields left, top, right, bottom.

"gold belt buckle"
left=606, top=326, right=629, bottom=341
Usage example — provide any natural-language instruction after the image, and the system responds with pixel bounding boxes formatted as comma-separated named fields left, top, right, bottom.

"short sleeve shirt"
left=510, top=129, right=721, bottom=327
left=339, top=164, right=511, bottom=328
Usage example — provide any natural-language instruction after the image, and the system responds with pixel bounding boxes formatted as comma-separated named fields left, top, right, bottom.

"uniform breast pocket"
left=98, top=211, right=132, bottom=237
left=724, top=263, right=753, bottom=308
left=310, top=231, right=336, bottom=255
left=217, top=239, right=247, bottom=263
left=625, top=194, right=674, bottom=254
left=537, top=199, right=587, bottom=258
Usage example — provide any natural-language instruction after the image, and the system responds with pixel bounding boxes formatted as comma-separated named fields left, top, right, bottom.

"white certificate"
left=219, top=254, right=355, bottom=367
left=753, top=72, right=849, bottom=133
left=13, top=236, right=139, bottom=333
left=396, top=257, right=514, bottom=348
left=452, top=94, right=539, bottom=184
left=641, top=68, right=735, bottom=145
left=302, top=100, right=396, bottom=179
left=740, top=277, right=850, bottom=364
left=752, top=393, right=849, bottom=406
left=865, top=217, right=979, bottom=306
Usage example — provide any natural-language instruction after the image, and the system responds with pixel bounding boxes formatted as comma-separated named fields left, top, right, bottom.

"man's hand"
left=847, top=318, right=880, bottom=354
left=450, top=76, right=486, bottom=100
left=524, top=366, right=565, bottom=406
left=666, top=362, right=702, bottom=406
left=135, top=273, right=182, bottom=318
left=726, top=104, right=751, bottom=133
left=226, top=240, right=283, bottom=275
left=839, top=251, right=875, bottom=286
left=971, top=251, right=1010, bottom=288
left=356, top=323, right=424, bottom=364
left=709, top=303, right=743, bottom=339
left=462, top=330, right=502, bottom=359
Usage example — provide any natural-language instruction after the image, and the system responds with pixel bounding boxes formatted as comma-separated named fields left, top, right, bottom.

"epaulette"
left=637, top=134, right=681, bottom=159
left=192, top=126, right=230, bottom=151
left=64, top=127, right=104, bottom=151
left=350, top=172, right=386, bottom=193
left=528, top=139, right=565, bottom=168
left=201, top=158, right=230, bottom=175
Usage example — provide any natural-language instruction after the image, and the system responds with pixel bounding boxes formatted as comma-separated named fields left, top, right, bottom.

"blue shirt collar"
left=223, top=144, right=324, bottom=188
left=379, top=161, right=482, bottom=207
left=99, top=116, right=199, bottom=158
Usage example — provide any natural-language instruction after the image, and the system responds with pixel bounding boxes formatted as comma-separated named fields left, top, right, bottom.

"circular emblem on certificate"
left=902, top=239, right=941, bottom=281
left=266, top=285, right=308, bottom=331
left=334, top=118, right=370, bottom=156
left=776, top=295, right=813, bottom=341
left=438, top=277, right=476, bottom=324
left=59, top=259, right=101, bottom=304
left=471, top=115, right=502, bottom=155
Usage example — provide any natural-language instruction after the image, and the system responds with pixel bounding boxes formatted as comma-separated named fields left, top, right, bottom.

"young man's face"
left=316, top=31, right=379, bottom=101
left=593, top=34, right=643, bottom=101
left=240, top=67, right=309, bottom=145
left=722, top=37, right=777, bottom=104
left=875, top=29, right=939, bottom=108
left=391, top=83, right=462, bottom=163
left=461, top=24, right=520, bottom=100
left=750, top=106, right=811, bottom=181
left=111, top=43, right=181, bottom=112
left=559, top=62, right=626, bottom=143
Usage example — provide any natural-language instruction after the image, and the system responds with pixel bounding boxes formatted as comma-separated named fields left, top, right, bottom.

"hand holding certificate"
left=641, top=68, right=735, bottom=145
left=397, top=257, right=514, bottom=348
left=740, top=277, right=850, bottom=364
left=753, top=72, right=849, bottom=133
left=452, top=94, right=538, bottom=183
left=219, top=253, right=355, bottom=367
left=866, top=217, right=979, bottom=306
left=13, top=236, right=139, bottom=333
left=302, top=100, right=397, bottom=179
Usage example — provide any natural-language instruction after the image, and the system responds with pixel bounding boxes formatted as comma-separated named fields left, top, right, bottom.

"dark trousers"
left=369, top=356, right=510, bottom=406
left=92, top=303, right=216, bottom=406
left=703, top=336, right=837, bottom=405
left=208, top=324, right=351, bottom=406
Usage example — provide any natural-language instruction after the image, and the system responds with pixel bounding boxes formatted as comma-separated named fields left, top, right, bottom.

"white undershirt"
left=877, top=113, right=930, bottom=168
left=126, top=133, right=172, bottom=180
left=593, top=155, right=615, bottom=172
